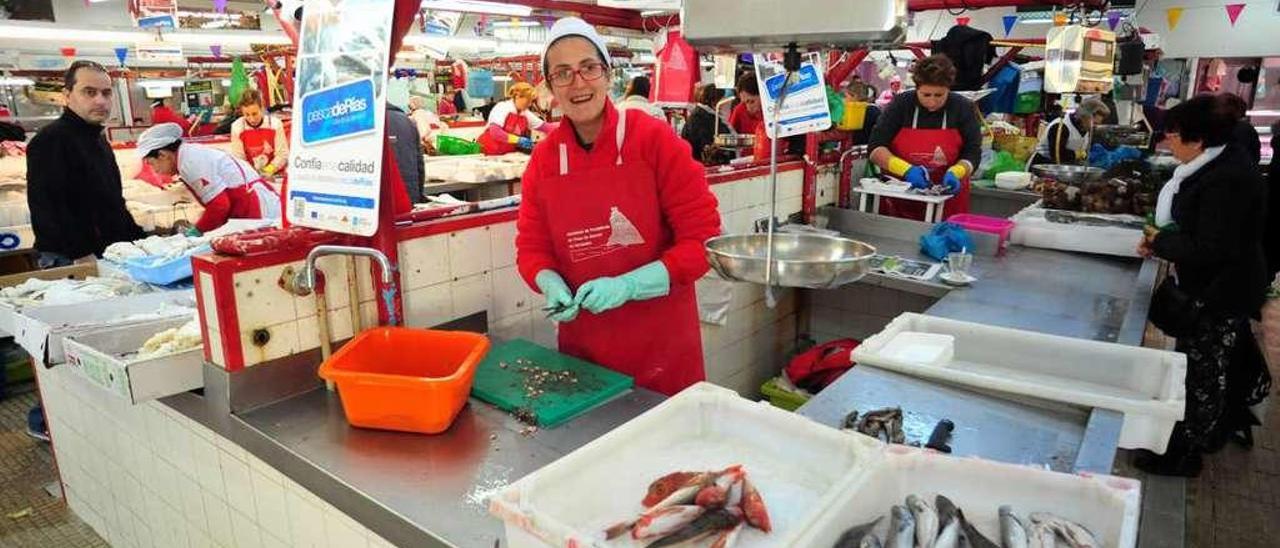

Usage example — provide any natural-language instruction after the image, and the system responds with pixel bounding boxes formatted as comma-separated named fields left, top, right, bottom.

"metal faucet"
left=290, top=245, right=393, bottom=297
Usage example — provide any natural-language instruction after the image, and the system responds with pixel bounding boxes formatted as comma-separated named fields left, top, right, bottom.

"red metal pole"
left=261, top=0, right=300, bottom=46
left=825, top=48, right=869, bottom=90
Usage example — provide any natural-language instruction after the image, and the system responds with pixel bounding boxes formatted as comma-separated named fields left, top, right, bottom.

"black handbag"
left=1149, top=276, right=1204, bottom=338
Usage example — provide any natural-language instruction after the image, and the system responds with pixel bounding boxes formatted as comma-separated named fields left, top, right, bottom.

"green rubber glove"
left=184, top=227, right=202, bottom=238
left=573, top=261, right=670, bottom=315
left=535, top=270, right=578, bottom=323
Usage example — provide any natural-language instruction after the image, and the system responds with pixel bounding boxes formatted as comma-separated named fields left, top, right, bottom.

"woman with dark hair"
left=1222, top=92, right=1261, bottom=164
left=617, top=75, right=664, bottom=120
left=728, top=72, right=762, bottom=135
left=1137, top=94, right=1271, bottom=476
left=680, top=83, right=728, bottom=162
left=868, top=54, right=983, bottom=219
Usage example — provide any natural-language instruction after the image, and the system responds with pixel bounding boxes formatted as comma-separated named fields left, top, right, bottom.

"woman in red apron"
left=867, top=55, right=983, bottom=220
left=137, top=123, right=281, bottom=234
left=516, top=17, right=721, bottom=396
left=478, top=82, right=551, bottom=155
left=230, top=89, right=289, bottom=179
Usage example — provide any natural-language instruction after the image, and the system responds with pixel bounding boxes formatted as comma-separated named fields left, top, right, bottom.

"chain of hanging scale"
left=763, top=49, right=801, bottom=309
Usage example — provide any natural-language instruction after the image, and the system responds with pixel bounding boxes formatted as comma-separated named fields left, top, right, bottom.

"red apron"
left=883, top=107, right=971, bottom=220
left=238, top=122, right=283, bottom=174
left=536, top=112, right=705, bottom=396
left=477, top=109, right=530, bottom=156
left=189, top=160, right=280, bottom=227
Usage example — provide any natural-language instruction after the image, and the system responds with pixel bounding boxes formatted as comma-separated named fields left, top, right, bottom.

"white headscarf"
left=1154, top=145, right=1225, bottom=227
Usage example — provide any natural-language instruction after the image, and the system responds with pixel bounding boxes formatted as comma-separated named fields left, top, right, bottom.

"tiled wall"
left=809, top=283, right=938, bottom=344
left=35, top=359, right=396, bottom=548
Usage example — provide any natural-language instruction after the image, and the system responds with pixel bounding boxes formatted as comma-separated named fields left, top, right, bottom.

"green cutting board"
left=471, top=339, right=634, bottom=428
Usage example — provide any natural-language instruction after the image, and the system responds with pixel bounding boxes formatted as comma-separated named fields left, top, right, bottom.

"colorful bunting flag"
left=1166, top=7, right=1184, bottom=30
left=956, top=16, right=970, bottom=26
left=1225, top=3, right=1245, bottom=26
left=210, top=45, right=222, bottom=58
left=114, top=46, right=128, bottom=66
left=213, top=0, right=227, bottom=13
left=1002, top=14, right=1018, bottom=37
left=1107, top=11, right=1122, bottom=31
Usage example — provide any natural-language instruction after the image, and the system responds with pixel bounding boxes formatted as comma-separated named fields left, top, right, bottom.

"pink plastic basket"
left=947, top=214, right=1015, bottom=254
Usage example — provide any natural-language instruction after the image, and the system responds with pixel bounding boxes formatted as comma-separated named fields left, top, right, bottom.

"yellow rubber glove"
left=886, top=156, right=914, bottom=178
left=262, top=163, right=278, bottom=176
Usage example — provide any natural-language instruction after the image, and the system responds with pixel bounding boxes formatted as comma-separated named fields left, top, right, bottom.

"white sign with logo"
left=286, top=0, right=395, bottom=236
left=135, top=42, right=184, bottom=63
left=752, top=51, right=832, bottom=139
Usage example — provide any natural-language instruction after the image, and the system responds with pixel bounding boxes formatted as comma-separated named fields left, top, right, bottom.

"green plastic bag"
left=826, top=86, right=844, bottom=127
left=983, top=150, right=1024, bottom=179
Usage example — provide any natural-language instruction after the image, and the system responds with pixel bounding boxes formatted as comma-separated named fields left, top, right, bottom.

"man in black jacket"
left=386, top=103, right=424, bottom=204
left=26, top=60, right=143, bottom=268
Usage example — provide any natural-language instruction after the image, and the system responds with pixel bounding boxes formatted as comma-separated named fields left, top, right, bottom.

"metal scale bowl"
left=706, top=233, right=875, bottom=289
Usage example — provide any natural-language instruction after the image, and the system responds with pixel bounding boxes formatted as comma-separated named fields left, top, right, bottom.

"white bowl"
left=995, top=171, right=1033, bottom=190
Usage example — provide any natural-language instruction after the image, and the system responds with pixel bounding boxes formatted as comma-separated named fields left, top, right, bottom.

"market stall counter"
left=801, top=205, right=1175, bottom=548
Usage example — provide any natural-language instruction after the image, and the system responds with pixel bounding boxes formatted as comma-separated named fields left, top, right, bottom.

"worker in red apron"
left=868, top=54, right=983, bottom=220
left=516, top=17, right=721, bottom=396
left=137, top=123, right=280, bottom=234
left=230, top=89, right=289, bottom=179
left=478, top=82, right=551, bottom=155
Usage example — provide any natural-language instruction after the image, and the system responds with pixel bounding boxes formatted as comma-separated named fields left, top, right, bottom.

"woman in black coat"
left=1138, top=95, right=1271, bottom=476
left=681, top=83, right=729, bottom=163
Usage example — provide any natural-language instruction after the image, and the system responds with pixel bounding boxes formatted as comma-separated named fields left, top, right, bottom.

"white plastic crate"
left=853, top=313, right=1186, bottom=453
left=489, top=383, right=882, bottom=547
left=1010, top=204, right=1143, bottom=257
left=793, top=445, right=1141, bottom=548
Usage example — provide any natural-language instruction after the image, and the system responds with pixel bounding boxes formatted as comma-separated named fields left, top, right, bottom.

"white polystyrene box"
left=489, top=383, right=883, bottom=547
left=1009, top=204, right=1143, bottom=258
left=793, top=445, right=1141, bottom=548
left=853, top=313, right=1186, bottom=453
left=876, top=332, right=955, bottom=367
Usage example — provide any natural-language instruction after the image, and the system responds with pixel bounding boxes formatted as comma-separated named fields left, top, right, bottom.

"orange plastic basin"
left=318, top=327, right=491, bottom=434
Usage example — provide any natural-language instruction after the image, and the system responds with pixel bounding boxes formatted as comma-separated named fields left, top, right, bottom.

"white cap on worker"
left=541, top=17, right=610, bottom=77
left=136, top=123, right=184, bottom=158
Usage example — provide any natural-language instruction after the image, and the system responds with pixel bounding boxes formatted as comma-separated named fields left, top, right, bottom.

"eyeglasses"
left=547, top=62, right=607, bottom=88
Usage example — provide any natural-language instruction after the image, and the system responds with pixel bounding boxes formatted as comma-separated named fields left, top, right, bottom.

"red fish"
left=695, top=485, right=727, bottom=508
left=740, top=478, right=772, bottom=533
left=631, top=505, right=705, bottom=540
left=642, top=471, right=700, bottom=507
left=696, top=466, right=743, bottom=509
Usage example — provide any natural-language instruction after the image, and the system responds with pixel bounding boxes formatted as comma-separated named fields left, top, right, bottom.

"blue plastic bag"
left=919, top=222, right=974, bottom=261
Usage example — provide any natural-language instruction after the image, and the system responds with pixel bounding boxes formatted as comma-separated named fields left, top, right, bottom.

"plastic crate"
left=489, top=383, right=882, bottom=547
left=760, top=377, right=811, bottom=411
left=853, top=313, right=1186, bottom=453
left=122, top=245, right=209, bottom=285
left=318, top=328, right=490, bottom=434
left=793, top=445, right=1141, bottom=548
left=946, top=213, right=1015, bottom=254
